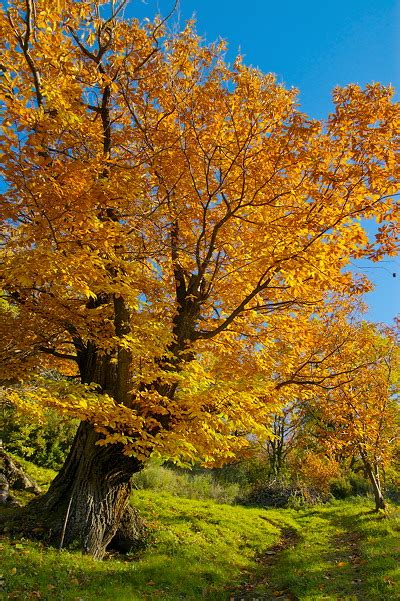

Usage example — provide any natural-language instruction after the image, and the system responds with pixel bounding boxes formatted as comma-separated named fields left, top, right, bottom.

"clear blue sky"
left=128, top=0, right=399, bottom=324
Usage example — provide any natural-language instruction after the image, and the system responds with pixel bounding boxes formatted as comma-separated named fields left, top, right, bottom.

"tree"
left=0, top=0, right=399, bottom=557
left=308, top=324, right=399, bottom=511
left=264, top=308, right=399, bottom=510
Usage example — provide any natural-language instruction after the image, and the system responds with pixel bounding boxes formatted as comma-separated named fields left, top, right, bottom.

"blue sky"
left=128, top=0, right=399, bottom=324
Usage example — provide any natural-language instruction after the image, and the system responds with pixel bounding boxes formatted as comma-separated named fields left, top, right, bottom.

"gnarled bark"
left=25, top=421, right=145, bottom=559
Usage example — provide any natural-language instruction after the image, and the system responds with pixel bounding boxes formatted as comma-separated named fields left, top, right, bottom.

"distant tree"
left=261, top=312, right=399, bottom=510
left=310, top=325, right=399, bottom=511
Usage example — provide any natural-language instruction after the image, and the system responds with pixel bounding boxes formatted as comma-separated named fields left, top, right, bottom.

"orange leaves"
left=304, top=323, right=400, bottom=472
left=0, top=1, right=399, bottom=466
left=295, top=452, right=340, bottom=493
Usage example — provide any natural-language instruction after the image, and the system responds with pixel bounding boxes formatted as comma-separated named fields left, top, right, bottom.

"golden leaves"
left=0, top=1, right=398, bottom=466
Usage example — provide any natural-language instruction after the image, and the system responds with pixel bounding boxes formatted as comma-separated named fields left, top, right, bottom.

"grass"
left=4, top=454, right=57, bottom=506
left=1, top=492, right=282, bottom=600
left=132, top=463, right=240, bottom=504
left=8, top=454, right=57, bottom=489
left=243, top=499, right=400, bottom=601
left=1, top=457, right=399, bottom=600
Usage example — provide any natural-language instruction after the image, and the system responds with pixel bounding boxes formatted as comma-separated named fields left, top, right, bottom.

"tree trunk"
left=11, top=296, right=150, bottom=559
left=362, top=457, right=386, bottom=512
left=26, top=421, right=145, bottom=559
left=22, top=295, right=150, bottom=559
left=3, top=283, right=199, bottom=557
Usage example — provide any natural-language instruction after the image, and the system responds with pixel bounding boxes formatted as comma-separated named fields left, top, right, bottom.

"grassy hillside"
left=1, top=458, right=399, bottom=600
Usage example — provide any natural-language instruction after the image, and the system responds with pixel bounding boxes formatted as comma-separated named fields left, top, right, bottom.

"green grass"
left=8, top=454, right=57, bottom=489
left=132, top=463, right=240, bottom=504
left=4, top=454, right=56, bottom=506
left=1, top=457, right=399, bottom=600
left=244, top=499, right=400, bottom=601
left=1, top=492, right=282, bottom=600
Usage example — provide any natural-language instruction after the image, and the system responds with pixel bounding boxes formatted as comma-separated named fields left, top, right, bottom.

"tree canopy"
left=1, top=0, right=399, bottom=466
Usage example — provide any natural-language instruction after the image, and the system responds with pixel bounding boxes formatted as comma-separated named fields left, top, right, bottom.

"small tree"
left=306, top=325, right=399, bottom=511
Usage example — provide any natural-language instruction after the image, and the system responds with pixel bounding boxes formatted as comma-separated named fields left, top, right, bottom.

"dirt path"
left=323, top=527, right=365, bottom=600
left=229, top=526, right=301, bottom=601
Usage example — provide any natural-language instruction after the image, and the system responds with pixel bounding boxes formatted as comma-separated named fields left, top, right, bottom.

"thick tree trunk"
left=5, top=283, right=201, bottom=557
left=12, top=296, right=150, bottom=559
left=22, top=294, right=150, bottom=559
left=26, top=421, right=145, bottom=559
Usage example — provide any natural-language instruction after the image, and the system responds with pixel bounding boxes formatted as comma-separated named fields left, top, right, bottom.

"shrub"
left=238, top=479, right=327, bottom=509
left=211, top=454, right=271, bottom=487
left=329, top=471, right=370, bottom=500
left=292, top=452, right=340, bottom=494
left=329, top=476, right=353, bottom=499
left=348, top=472, right=370, bottom=496
left=1, top=405, right=78, bottom=470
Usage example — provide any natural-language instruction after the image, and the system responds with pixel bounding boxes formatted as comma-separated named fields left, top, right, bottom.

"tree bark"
left=23, top=294, right=149, bottom=559
left=7, top=259, right=205, bottom=556
left=362, top=457, right=386, bottom=512
left=17, top=292, right=146, bottom=559
left=26, top=421, right=145, bottom=559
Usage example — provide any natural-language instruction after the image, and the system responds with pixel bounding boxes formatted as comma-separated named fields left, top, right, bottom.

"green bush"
left=329, top=472, right=370, bottom=500
left=211, top=454, right=271, bottom=487
left=1, top=405, right=78, bottom=470
left=382, top=464, right=400, bottom=504
left=329, top=476, right=353, bottom=499
left=348, top=472, right=370, bottom=496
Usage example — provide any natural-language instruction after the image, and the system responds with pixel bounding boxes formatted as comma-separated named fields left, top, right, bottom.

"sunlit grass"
left=249, top=499, right=400, bottom=600
left=1, top=491, right=282, bottom=600
left=8, top=453, right=56, bottom=490
left=1, top=457, right=399, bottom=600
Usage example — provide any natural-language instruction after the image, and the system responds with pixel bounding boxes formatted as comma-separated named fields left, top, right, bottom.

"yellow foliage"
left=294, top=452, right=340, bottom=493
left=0, top=1, right=398, bottom=466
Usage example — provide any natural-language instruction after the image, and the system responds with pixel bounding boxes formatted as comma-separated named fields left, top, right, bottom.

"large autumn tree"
left=1, top=0, right=399, bottom=557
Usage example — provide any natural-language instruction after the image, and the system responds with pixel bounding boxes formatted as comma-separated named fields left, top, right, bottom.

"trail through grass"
left=233, top=500, right=400, bottom=601
left=1, top=458, right=399, bottom=600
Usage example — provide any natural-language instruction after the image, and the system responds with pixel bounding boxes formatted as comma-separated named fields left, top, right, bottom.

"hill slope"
left=1, top=458, right=399, bottom=600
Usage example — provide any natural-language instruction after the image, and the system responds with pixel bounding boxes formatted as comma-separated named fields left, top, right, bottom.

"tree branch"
left=38, top=346, right=77, bottom=362
left=7, top=0, right=43, bottom=107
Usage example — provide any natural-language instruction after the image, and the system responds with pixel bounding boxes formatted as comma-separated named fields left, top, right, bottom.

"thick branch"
left=196, top=275, right=273, bottom=340
left=38, top=346, right=77, bottom=362
left=7, top=0, right=43, bottom=106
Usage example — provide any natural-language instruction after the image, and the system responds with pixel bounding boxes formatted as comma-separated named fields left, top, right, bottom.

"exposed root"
left=0, top=448, right=41, bottom=508
left=0, top=498, right=149, bottom=558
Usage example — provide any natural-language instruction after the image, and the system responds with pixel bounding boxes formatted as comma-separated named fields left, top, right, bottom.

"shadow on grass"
left=4, top=496, right=398, bottom=601
left=2, top=538, right=246, bottom=600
